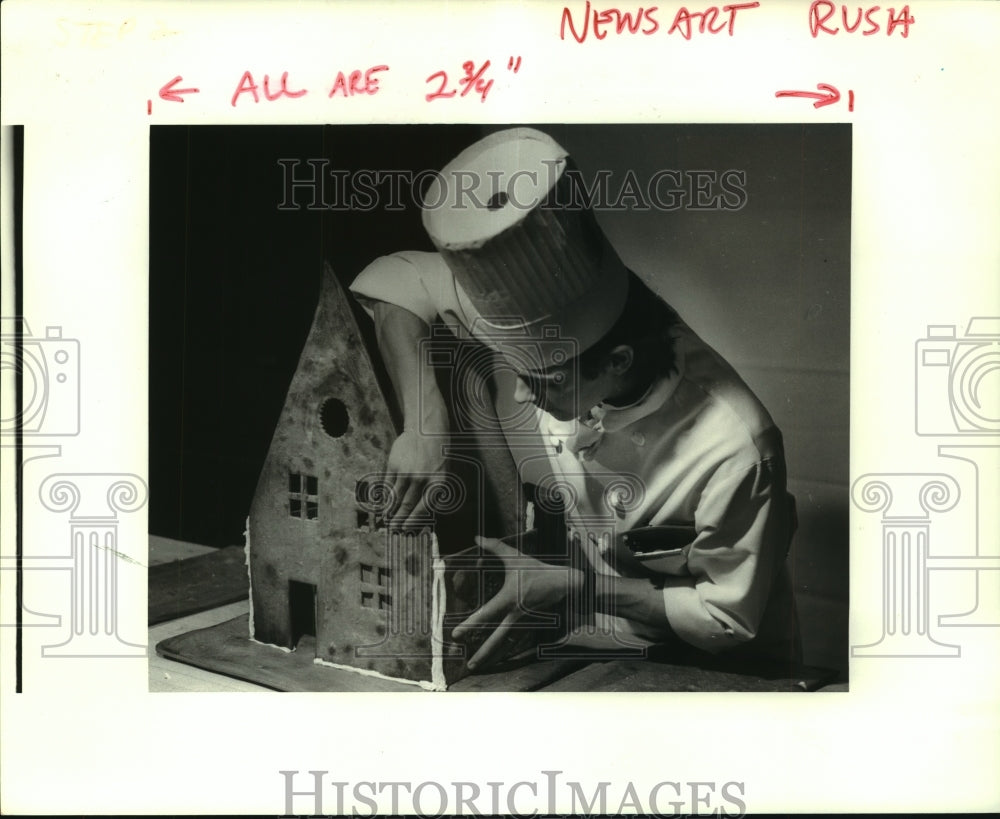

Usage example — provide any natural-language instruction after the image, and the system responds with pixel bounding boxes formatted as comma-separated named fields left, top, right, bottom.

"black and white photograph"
left=148, top=123, right=850, bottom=692
left=3, top=2, right=998, bottom=814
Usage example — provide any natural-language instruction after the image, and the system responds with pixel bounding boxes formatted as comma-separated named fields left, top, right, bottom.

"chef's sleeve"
left=349, top=250, right=454, bottom=325
left=660, top=456, right=794, bottom=653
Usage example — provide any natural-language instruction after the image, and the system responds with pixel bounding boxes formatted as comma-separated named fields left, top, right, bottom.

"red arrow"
left=775, top=83, right=841, bottom=109
left=159, top=75, right=200, bottom=103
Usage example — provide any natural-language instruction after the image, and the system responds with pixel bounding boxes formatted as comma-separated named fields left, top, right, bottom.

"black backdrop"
left=149, top=125, right=483, bottom=545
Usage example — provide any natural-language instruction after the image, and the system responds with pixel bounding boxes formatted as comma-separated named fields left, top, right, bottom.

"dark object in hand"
left=619, top=524, right=697, bottom=576
left=619, top=524, right=697, bottom=554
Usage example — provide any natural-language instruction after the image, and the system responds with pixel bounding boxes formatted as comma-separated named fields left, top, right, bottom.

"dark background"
left=149, top=125, right=851, bottom=674
left=149, top=125, right=481, bottom=546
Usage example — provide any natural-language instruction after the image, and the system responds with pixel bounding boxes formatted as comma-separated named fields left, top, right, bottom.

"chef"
left=350, top=128, right=800, bottom=671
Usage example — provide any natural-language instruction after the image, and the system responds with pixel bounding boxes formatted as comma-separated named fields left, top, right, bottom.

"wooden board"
left=148, top=535, right=217, bottom=565
left=540, top=657, right=841, bottom=692
left=449, top=655, right=588, bottom=692
left=149, top=601, right=271, bottom=692
left=148, top=545, right=249, bottom=625
left=156, top=612, right=841, bottom=692
left=156, top=614, right=588, bottom=692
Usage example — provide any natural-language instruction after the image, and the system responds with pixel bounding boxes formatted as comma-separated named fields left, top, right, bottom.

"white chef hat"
left=421, top=128, right=629, bottom=370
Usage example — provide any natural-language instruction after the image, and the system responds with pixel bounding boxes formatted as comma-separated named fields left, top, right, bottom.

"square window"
left=288, top=471, right=319, bottom=520
left=360, top=564, right=374, bottom=584
left=361, top=591, right=374, bottom=608
left=378, top=593, right=392, bottom=610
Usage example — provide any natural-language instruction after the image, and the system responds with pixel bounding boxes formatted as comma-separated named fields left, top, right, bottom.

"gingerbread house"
left=244, top=265, right=497, bottom=690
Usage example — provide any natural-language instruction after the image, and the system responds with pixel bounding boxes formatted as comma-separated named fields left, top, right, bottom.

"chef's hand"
left=384, top=429, right=447, bottom=530
left=369, top=301, right=451, bottom=530
left=451, top=536, right=584, bottom=671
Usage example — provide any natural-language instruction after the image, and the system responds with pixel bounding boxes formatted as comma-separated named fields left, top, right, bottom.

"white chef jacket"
left=351, top=250, right=800, bottom=660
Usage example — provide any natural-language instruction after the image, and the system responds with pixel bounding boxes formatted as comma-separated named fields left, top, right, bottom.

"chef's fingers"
left=467, top=612, right=521, bottom=670
left=382, top=470, right=403, bottom=520
left=451, top=588, right=512, bottom=641
left=399, top=495, right=431, bottom=530
left=473, top=535, right=517, bottom=559
left=388, top=480, right=424, bottom=529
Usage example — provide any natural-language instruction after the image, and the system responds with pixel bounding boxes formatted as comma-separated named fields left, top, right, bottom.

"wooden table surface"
left=149, top=536, right=270, bottom=692
left=149, top=536, right=846, bottom=693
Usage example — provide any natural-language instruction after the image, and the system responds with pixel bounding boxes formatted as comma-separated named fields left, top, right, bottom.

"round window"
left=319, top=397, right=349, bottom=438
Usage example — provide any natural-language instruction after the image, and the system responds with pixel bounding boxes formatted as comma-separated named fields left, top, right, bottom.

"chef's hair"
left=578, top=272, right=680, bottom=382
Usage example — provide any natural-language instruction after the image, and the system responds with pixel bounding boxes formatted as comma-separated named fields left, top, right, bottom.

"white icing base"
left=313, top=656, right=441, bottom=691
left=250, top=636, right=292, bottom=653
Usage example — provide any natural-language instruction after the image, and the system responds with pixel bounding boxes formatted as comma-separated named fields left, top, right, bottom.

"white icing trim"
left=312, top=657, right=440, bottom=691
left=431, top=533, right=447, bottom=691
left=243, top=516, right=254, bottom=637
left=250, top=636, right=292, bottom=653
left=244, top=517, right=297, bottom=655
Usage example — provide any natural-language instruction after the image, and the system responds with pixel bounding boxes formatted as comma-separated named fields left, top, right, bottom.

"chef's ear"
left=606, top=344, right=634, bottom=376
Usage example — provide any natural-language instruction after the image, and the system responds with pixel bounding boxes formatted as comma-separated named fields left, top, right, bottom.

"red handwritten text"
left=231, top=71, right=308, bottom=106
left=668, top=2, right=760, bottom=39
left=560, top=2, right=660, bottom=41
left=809, top=2, right=915, bottom=37
left=159, top=76, right=199, bottom=103
left=560, top=2, right=760, bottom=42
left=775, top=83, right=844, bottom=108
left=329, top=65, right=389, bottom=97
left=425, top=58, right=521, bottom=103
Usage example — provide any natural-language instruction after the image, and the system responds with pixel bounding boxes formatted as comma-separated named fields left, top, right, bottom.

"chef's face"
left=511, top=359, right=612, bottom=422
